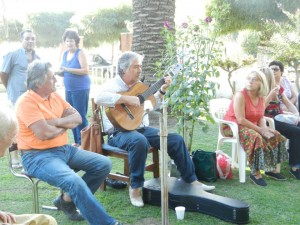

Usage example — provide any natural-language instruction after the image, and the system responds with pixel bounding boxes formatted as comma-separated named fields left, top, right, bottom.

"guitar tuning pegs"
left=166, top=63, right=183, bottom=76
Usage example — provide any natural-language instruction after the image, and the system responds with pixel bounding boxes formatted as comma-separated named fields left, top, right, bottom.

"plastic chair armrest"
left=264, top=116, right=275, bottom=129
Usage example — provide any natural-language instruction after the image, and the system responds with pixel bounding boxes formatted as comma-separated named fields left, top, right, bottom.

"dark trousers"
left=108, top=126, right=197, bottom=188
left=275, top=120, right=300, bottom=166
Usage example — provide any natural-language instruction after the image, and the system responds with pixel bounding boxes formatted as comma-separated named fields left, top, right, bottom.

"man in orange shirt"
left=16, top=60, right=122, bottom=225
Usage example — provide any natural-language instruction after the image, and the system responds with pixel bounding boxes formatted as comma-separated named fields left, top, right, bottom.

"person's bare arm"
left=116, top=95, right=141, bottom=107
left=29, top=108, right=82, bottom=141
left=265, top=86, right=279, bottom=108
left=234, top=93, right=258, bottom=131
left=29, top=119, right=67, bottom=141
left=258, top=117, right=274, bottom=139
left=47, top=107, right=82, bottom=129
left=234, top=92, right=273, bottom=138
left=282, top=93, right=298, bottom=115
left=0, top=72, right=8, bottom=88
left=289, top=87, right=297, bottom=105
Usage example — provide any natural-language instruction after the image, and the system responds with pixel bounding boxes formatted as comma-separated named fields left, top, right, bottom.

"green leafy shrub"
left=155, top=18, right=222, bottom=151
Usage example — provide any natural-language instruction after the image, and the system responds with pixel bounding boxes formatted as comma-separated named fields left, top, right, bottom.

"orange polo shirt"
left=16, top=90, right=71, bottom=150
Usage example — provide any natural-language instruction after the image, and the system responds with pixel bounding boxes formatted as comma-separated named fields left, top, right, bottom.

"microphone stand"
left=159, top=100, right=169, bottom=225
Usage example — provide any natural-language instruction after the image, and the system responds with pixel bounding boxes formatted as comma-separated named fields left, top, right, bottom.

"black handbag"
left=192, top=149, right=217, bottom=182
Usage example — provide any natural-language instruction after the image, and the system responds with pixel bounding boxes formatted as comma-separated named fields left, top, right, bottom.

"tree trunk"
left=227, top=71, right=235, bottom=95
left=256, top=45, right=272, bottom=68
left=132, top=0, right=175, bottom=85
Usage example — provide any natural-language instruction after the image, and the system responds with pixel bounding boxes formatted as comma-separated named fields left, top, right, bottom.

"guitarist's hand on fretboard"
left=159, top=76, right=172, bottom=94
left=157, top=76, right=171, bottom=97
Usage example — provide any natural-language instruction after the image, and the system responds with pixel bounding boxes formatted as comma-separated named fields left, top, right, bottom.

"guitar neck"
left=139, top=78, right=165, bottom=103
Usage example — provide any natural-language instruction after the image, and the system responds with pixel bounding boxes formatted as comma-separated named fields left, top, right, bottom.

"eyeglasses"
left=65, top=39, right=75, bottom=43
left=24, top=37, right=36, bottom=41
left=271, top=68, right=280, bottom=72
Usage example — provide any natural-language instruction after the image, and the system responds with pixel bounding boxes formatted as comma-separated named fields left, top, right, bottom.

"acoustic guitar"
left=105, top=64, right=182, bottom=131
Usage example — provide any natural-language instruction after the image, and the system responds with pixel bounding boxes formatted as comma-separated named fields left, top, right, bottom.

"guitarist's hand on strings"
left=119, top=95, right=141, bottom=107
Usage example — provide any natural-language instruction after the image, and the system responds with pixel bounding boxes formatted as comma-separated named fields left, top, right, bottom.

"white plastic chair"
left=209, top=98, right=276, bottom=183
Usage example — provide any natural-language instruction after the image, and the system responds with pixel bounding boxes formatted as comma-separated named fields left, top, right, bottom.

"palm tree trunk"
left=132, top=0, right=175, bottom=85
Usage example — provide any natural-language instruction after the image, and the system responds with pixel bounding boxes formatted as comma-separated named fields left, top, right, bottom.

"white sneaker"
left=198, top=183, right=215, bottom=191
left=129, top=187, right=144, bottom=207
left=191, top=181, right=215, bottom=191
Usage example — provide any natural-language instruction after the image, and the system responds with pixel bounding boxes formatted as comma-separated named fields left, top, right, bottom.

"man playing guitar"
left=94, top=51, right=215, bottom=208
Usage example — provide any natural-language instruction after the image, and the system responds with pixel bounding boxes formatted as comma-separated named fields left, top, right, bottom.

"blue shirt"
left=1, top=48, right=40, bottom=104
left=61, top=48, right=90, bottom=91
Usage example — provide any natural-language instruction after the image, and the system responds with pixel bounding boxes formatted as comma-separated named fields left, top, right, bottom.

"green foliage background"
left=28, top=12, right=74, bottom=47
left=155, top=19, right=222, bottom=151
left=77, top=5, right=132, bottom=48
left=0, top=5, right=132, bottom=48
left=0, top=20, right=23, bottom=42
left=206, top=0, right=299, bottom=36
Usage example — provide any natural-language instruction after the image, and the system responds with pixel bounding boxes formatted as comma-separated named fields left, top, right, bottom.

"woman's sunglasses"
left=271, top=68, right=280, bottom=72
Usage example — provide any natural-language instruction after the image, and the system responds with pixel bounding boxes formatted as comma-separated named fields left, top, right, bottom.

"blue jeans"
left=66, top=89, right=90, bottom=145
left=21, top=145, right=116, bottom=225
left=108, top=127, right=197, bottom=188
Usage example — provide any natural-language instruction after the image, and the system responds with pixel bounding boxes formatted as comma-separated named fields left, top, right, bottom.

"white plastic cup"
left=175, top=206, right=185, bottom=220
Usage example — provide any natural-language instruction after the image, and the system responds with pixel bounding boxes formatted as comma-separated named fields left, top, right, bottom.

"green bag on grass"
left=192, top=149, right=217, bottom=182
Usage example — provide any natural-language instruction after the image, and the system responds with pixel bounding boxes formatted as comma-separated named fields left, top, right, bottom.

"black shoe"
left=290, top=168, right=300, bottom=179
left=265, top=172, right=287, bottom=181
left=250, top=174, right=267, bottom=186
left=106, top=177, right=127, bottom=189
left=53, top=195, right=84, bottom=221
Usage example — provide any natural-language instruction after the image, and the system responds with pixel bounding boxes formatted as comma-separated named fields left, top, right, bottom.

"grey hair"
left=117, top=51, right=143, bottom=77
left=0, top=106, right=18, bottom=142
left=27, top=60, right=52, bottom=90
left=20, top=29, right=33, bottom=39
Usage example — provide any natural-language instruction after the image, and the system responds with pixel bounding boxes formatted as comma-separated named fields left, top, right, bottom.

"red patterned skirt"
left=222, top=124, right=287, bottom=174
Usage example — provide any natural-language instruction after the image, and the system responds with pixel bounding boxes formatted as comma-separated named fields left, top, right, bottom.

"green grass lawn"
left=1, top=105, right=300, bottom=224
